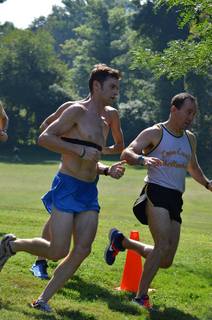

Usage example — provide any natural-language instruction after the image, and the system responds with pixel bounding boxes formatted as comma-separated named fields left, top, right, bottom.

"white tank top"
left=144, top=124, right=192, bottom=193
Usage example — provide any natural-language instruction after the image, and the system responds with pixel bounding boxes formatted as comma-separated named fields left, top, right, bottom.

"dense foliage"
left=0, top=0, right=211, bottom=171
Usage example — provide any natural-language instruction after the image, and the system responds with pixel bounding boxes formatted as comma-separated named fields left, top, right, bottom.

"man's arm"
left=121, top=127, right=163, bottom=167
left=102, top=109, right=124, bottom=155
left=187, top=134, right=212, bottom=191
left=97, top=160, right=126, bottom=179
left=0, top=106, right=9, bottom=131
left=39, top=96, right=90, bottom=132
left=39, top=102, right=72, bottom=132
left=0, top=105, right=9, bottom=142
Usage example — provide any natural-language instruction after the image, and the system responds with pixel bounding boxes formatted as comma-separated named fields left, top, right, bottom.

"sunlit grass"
left=0, top=162, right=211, bottom=320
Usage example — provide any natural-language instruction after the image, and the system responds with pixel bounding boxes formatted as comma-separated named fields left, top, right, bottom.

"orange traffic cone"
left=116, top=230, right=143, bottom=293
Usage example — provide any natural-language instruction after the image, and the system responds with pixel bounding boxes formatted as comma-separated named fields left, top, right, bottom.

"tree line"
left=0, top=0, right=211, bottom=172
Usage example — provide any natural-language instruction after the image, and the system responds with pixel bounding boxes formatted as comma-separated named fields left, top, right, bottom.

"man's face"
left=100, top=77, right=119, bottom=105
left=173, top=99, right=197, bottom=130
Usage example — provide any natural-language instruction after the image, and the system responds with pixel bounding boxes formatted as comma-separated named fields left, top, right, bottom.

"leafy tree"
left=0, top=21, right=16, bottom=42
left=130, top=0, right=212, bottom=172
left=0, top=29, right=70, bottom=145
left=30, top=2, right=87, bottom=55
left=185, top=73, right=212, bottom=173
left=130, top=1, right=185, bottom=118
left=119, top=99, right=158, bottom=145
left=133, top=0, right=212, bottom=79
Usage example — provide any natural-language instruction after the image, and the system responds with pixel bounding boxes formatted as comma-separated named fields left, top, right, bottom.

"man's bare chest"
left=65, top=114, right=105, bottom=147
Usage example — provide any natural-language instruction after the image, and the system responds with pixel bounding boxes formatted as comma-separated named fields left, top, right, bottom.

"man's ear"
left=170, top=105, right=177, bottom=113
left=93, top=80, right=101, bottom=93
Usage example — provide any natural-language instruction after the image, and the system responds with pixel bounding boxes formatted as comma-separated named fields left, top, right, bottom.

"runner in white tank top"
left=104, top=92, right=212, bottom=310
left=145, top=123, right=192, bottom=193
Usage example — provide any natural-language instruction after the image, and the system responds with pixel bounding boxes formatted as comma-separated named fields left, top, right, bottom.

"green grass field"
left=0, top=161, right=211, bottom=320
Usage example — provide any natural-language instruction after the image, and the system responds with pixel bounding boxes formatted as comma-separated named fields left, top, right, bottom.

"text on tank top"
left=144, top=124, right=192, bottom=193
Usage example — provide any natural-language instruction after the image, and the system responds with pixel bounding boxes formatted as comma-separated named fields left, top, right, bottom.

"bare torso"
left=58, top=103, right=105, bottom=181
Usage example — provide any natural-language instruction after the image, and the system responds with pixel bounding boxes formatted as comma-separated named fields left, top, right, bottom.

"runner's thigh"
left=167, top=220, right=181, bottom=258
left=49, top=207, right=74, bottom=252
left=73, top=211, right=99, bottom=247
left=146, top=200, right=172, bottom=244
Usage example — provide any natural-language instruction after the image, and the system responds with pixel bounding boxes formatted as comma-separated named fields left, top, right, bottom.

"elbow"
left=120, top=149, right=127, bottom=161
left=39, top=124, right=44, bottom=133
left=37, top=133, right=47, bottom=147
left=120, top=149, right=135, bottom=165
left=39, top=121, right=48, bottom=133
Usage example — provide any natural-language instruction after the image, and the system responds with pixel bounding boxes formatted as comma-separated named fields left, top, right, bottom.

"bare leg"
left=135, top=201, right=181, bottom=298
left=37, top=218, right=51, bottom=261
left=122, top=238, right=153, bottom=259
left=10, top=209, right=74, bottom=261
left=38, top=210, right=98, bottom=302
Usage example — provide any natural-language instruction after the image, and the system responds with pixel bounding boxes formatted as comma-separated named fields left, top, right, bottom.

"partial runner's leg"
left=38, top=210, right=98, bottom=302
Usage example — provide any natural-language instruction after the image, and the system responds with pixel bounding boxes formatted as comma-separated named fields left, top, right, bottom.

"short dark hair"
left=171, top=92, right=197, bottom=109
left=89, top=64, right=121, bottom=93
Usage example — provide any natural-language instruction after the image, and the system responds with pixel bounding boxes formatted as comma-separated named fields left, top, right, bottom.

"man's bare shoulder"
left=104, top=106, right=117, bottom=113
left=0, top=104, right=4, bottom=116
left=142, top=123, right=162, bottom=137
left=63, top=103, right=87, bottom=114
left=104, top=106, right=119, bottom=123
left=133, top=123, right=162, bottom=153
left=186, top=129, right=195, bottom=139
left=56, top=100, right=80, bottom=112
left=56, top=103, right=86, bottom=123
left=186, top=130, right=196, bottom=151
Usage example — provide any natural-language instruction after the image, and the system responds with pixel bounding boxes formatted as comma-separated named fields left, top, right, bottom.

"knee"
left=156, top=242, right=170, bottom=259
left=160, top=257, right=174, bottom=269
left=73, top=245, right=92, bottom=260
left=158, top=243, right=175, bottom=268
left=48, top=247, right=69, bottom=261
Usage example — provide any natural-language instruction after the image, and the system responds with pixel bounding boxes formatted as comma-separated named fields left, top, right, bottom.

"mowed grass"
left=0, top=161, right=211, bottom=320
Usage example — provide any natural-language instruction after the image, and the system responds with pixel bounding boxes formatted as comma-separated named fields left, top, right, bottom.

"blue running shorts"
left=42, top=172, right=100, bottom=214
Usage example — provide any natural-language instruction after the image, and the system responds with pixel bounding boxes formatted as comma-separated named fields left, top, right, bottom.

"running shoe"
left=31, top=299, right=52, bottom=312
left=0, top=234, right=16, bottom=272
left=104, top=228, right=125, bottom=265
left=132, top=294, right=153, bottom=310
left=30, top=260, right=49, bottom=279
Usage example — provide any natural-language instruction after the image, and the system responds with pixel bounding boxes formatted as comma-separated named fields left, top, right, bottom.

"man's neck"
left=163, top=120, right=183, bottom=136
left=87, top=96, right=106, bottom=116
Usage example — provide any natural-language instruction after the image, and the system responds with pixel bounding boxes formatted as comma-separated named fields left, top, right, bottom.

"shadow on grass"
left=149, top=306, right=200, bottom=320
left=0, top=300, right=55, bottom=320
left=22, top=310, right=57, bottom=320
left=57, top=308, right=97, bottom=320
left=22, top=308, right=97, bottom=320
left=0, top=299, right=9, bottom=310
left=59, top=275, right=140, bottom=316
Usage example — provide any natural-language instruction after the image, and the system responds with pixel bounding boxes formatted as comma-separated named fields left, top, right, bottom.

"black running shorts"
left=133, top=183, right=183, bottom=225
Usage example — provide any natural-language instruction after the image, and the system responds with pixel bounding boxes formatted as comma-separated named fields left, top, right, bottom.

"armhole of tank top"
left=185, top=130, right=195, bottom=154
left=144, top=123, right=163, bottom=156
